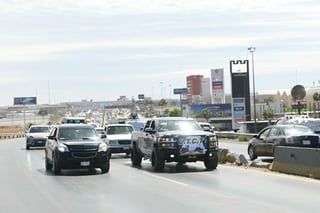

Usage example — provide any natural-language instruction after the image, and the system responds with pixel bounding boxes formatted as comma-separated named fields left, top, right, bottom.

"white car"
left=25, top=125, right=51, bottom=150
left=104, top=124, right=134, bottom=156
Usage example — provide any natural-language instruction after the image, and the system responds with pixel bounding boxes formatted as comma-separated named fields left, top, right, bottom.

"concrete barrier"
left=271, top=146, right=320, bottom=179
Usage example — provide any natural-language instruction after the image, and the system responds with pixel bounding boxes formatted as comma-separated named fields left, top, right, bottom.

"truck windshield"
left=158, top=120, right=202, bottom=132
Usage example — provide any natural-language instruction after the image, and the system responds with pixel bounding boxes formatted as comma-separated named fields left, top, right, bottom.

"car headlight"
left=109, top=140, right=118, bottom=145
left=57, top=143, right=69, bottom=152
left=98, top=143, right=108, bottom=152
left=27, top=135, right=33, bottom=138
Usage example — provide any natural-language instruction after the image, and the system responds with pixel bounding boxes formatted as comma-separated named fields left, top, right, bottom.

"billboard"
left=211, top=68, right=224, bottom=103
left=14, top=97, right=37, bottom=105
left=230, top=60, right=251, bottom=129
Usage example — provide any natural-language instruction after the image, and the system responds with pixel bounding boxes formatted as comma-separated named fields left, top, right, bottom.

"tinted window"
left=284, top=126, right=314, bottom=135
left=58, top=127, right=98, bottom=140
left=158, top=120, right=202, bottom=132
left=107, top=126, right=134, bottom=135
left=29, top=126, right=50, bottom=133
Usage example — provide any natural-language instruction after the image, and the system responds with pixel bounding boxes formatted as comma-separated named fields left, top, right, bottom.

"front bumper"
left=109, top=144, right=131, bottom=154
left=57, top=151, right=109, bottom=169
left=26, top=138, right=47, bottom=147
left=158, top=147, right=218, bottom=163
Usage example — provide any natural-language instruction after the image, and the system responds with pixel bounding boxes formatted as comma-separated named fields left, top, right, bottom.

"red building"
left=186, top=75, right=203, bottom=104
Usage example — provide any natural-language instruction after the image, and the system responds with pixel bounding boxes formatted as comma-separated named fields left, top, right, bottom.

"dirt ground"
left=0, top=127, right=24, bottom=133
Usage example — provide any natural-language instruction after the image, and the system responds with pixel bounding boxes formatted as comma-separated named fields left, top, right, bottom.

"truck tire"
left=101, top=159, right=110, bottom=174
left=152, top=149, right=165, bottom=171
left=204, top=154, right=218, bottom=171
left=131, top=144, right=142, bottom=166
left=52, top=152, right=61, bottom=175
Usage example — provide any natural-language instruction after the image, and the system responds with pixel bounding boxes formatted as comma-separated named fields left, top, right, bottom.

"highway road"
left=0, top=138, right=319, bottom=213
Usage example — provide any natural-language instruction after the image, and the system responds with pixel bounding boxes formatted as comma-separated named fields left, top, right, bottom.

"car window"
left=29, top=127, right=50, bottom=133
left=107, top=126, right=133, bottom=134
left=269, top=127, right=281, bottom=136
left=58, top=128, right=97, bottom=140
left=158, top=120, right=202, bottom=132
left=284, top=126, right=314, bottom=135
left=259, top=128, right=271, bottom=140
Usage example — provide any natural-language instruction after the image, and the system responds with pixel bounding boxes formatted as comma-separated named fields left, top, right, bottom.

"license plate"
left=80, top=161, right=90, bottom=166
left=123, top=147, right=130, bottom=150
left=37, top=141, right=43, bottom=144
left=303, top=140, right=311, bottom=145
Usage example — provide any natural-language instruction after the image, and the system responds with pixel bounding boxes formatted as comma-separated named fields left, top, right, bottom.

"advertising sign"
left=232, top=97, right=246, bottom=129
left=211, top=69, right=224, bottom=103
left=173, top=88, right=188, bottom=94
left=13, top=97, right=37, bottom=105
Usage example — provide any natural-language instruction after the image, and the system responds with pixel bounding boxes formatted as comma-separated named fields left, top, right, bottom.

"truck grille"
left=69, top=145, right=98, bottom=158
left=118, top=140, right=131, bottom=145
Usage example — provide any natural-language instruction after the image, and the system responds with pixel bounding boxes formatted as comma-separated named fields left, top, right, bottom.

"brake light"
left=286, top=137, right=293, bottom=144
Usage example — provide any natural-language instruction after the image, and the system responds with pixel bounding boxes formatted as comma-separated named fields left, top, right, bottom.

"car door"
left=143, top=120, right=155, bottom=156
left=265, top=127, right=280, bottom=155
left=46, top=127, right=58, bottom=161
left=255, top=127, right=271, bottom=155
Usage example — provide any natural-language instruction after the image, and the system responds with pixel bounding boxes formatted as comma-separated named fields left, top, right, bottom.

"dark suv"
left=45, top=124, right=110, bottom=174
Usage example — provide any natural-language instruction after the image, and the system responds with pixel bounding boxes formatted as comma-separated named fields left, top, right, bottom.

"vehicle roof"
left=58, top=124, right=93, bottom=128
left=152, top=117, right=196, bottom=121
left=29, top=125, right=50, bottom=128
left=273, top=124, right=310, bottom=128
left=198, top=122, right=212, bottom=125
left=105, top=124, right=133, bottom=127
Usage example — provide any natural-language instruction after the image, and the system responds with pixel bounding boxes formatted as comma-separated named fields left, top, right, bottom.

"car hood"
left=157, top=130, right=215, bottom=137
left=26, top=132, right=50, bottom=138
left=60, top=140, right=101, bottom=146
left=106, top=134, right=132, bottom=140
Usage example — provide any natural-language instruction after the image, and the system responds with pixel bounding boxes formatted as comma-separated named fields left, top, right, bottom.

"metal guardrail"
left=0, top=132, right=25, bottom=140
left=216, top=131, right=256, bottom=139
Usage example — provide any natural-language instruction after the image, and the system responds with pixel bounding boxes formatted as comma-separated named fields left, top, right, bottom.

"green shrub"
left=238, top=135, right=251, bottom=142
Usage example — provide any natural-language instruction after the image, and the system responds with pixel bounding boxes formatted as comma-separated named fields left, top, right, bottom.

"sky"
left=0, top=0, right=319, bottom=106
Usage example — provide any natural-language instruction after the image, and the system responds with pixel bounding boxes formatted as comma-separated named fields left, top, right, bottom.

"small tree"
left=38, top=108, right=48, bottom=121
left=313, top=92, right=320, bottom=101
left=169, top=108, right=181, bottom=117
left=201, top=108, right=212, bottom=122
left=263, top=108, right=274, bottom=120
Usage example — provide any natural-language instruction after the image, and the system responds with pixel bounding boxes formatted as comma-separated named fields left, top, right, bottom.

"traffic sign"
left=173, top=88, right=188, bottom=94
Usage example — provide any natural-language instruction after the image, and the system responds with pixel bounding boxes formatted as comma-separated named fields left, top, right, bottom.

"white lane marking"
left=141, top=171, right=189, bottom=186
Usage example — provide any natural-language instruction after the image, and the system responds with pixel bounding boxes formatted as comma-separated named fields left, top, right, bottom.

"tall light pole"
left=248, top=47, right=257, bottom=133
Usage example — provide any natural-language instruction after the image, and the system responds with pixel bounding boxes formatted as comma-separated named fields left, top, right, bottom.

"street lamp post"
left=248, top=47, right=257, bottom=133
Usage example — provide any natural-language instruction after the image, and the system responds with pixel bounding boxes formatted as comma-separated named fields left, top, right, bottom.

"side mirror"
left=48, top=136, right=56, bottom=140
left=145, top=127, right=155, bottom=134
left=100, top=134, right=107, bottom=139
left=202, top=126, right=211, bottom=132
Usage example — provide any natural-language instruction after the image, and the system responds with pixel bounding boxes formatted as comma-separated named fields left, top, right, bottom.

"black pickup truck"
left=131, top=117, right=219, bottom=171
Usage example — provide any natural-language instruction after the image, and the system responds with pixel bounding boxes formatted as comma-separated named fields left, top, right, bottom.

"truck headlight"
left=98, top=143, right=108, bottom=152
left=58, top=143, right=69, bottom=152
left=158, top=136, right=177, bottom=143
left=208, top=136, right=218, bottom=146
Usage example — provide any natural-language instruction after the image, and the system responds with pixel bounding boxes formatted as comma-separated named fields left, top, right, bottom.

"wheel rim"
left=249, top=147, right=255, bottom=159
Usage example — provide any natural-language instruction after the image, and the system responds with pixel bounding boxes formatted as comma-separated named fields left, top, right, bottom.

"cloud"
left=1, top=0, right=318, bottom=15
left=0, top=36, right=254, bottom=62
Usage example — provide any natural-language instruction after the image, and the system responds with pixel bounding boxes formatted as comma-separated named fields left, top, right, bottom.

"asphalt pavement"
left=0, top=138, right=319, bottom=213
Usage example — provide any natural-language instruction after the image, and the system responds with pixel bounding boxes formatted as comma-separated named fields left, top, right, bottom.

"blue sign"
left=14, top=97, right=37, bottom=105
left=174, top=88, right=188, bottom=94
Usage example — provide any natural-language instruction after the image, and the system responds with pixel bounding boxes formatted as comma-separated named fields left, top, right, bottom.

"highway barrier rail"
left=0, top=132, right=25, bottom=140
